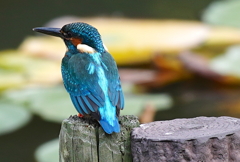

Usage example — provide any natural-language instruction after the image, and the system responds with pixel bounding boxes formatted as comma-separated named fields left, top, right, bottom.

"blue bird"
left=33, top=22, right=124, bottom=134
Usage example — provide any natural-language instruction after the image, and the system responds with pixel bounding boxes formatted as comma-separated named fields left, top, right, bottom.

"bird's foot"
left=78, top=113, right=84, bottom=118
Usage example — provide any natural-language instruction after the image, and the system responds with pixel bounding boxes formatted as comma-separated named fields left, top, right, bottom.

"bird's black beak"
left=33, top=27, right=63, bottom=38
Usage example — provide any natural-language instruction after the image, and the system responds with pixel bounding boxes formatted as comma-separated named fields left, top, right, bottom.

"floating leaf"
left=119, top=68, right=191, bottom=90
left=121, top=93, right=172, bottom=116
left=119, top=69, right=158, bottom=84
left=179, top=52, right=222, bottom=79
left=0, top=50, right=61, bottom=88
left=0, top=69, right=26, bottom=91
left=0, top=100, right=31, bottom=135
left=202, top=0, right=240, bottom=28
left=209, top=45, right=240, bottom=78
left=19, top=37, right=65, bottom=61
left=204, top=27, right=240, bottom=46
left=35, top=138, right=58, bottom=162
left=29, top=87, right=76, bottom=122
left=4, top=86, right=76, bottom=123
left=176, top=48, right=240, bottom=85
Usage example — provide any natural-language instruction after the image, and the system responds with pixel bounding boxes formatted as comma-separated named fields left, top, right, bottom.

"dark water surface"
left=0, top=116, right=60, bottom=162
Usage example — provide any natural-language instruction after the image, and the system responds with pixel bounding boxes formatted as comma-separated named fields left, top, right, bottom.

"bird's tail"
left=99, top=118, right=120, bottom=134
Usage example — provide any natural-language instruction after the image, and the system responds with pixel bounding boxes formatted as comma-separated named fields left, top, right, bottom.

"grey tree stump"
left=59, top=115, right=139, bottom=162
left=131, top=116, right=240, bottom=162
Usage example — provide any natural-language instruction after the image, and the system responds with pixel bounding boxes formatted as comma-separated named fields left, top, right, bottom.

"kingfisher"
left=33, top=22, right=124, bottom=134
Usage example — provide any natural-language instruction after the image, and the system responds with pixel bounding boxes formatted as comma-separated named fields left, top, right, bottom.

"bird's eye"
left=62, top=32, right=72, bottom=38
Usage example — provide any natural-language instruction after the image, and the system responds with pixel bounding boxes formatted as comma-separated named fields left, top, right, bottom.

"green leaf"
left=0, top=101, right=31, bottom=135
left=0, top=69, right=25, bottom=91
left=121, top=94, right=172, bottom=116
left=4, top=86, right=76, bottom=123
left=209, top=45, right=240, bottom=78
left=0, top=50, right=61, bottom=89
left=35, top=138, right=58, bottom=162
left=29, top=87, right=76, bottom=122
left=202, top=0, right=240, bottom=28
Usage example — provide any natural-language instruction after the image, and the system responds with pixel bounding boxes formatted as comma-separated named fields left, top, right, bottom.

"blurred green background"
left=3, top=0, right=240, bottom=161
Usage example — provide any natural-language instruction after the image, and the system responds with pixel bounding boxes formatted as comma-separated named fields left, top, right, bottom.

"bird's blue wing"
left=61, top=53, right=105, bottom=118
left=101, top=52, right=124, bottom=111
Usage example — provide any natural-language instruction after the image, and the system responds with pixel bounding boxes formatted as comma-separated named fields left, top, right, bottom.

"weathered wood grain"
left=131, top=116, right=240, bottom=162
left=59, top=115, right=139, bottom=162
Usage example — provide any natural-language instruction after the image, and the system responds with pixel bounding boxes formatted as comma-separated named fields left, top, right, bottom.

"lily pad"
left=4, top=85, right=172, bottom=123
left=209, top=45, right=240, bottom=78
left=4, top=86, right=76, bottom=123
left=122, top=93, right=172, bottom=116
left=0, top=69, right=26, bottom=91
left=204, top=27, right=240, bottom=46
left=0, top=50, right=61, bottom=89
left=35, top=138, right=58, bottom=162
left=202, top=0, right=240, bottom=28
left=0, top=100, right=31, bottom=135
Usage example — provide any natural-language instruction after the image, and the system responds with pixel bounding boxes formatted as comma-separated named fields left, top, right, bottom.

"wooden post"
left=131, top=116, right=240, bottom=162
left=59, top=115, right=139, bottom=162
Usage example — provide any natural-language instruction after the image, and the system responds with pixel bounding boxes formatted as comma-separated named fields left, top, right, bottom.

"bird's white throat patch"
left=77, top=44, right=109, bottom=54
left=77, top=44, right=96, bottom=54
left=103, top=44, right=109, bottom=52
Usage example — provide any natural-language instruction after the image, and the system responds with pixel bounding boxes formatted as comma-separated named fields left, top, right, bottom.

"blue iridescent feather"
left=60, top=23, right=124, bottom=134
